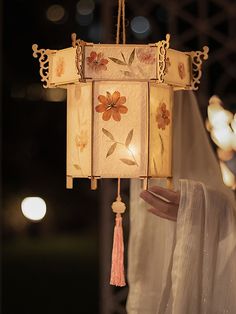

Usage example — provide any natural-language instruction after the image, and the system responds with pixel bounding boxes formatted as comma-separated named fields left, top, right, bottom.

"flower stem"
left=109, top=140, right=139, bottom=167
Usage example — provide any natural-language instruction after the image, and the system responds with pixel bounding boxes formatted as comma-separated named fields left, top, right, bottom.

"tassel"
left=110, top=179, right=126, bottom=287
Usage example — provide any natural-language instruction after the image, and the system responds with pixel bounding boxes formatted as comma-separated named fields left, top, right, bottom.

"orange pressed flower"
left=75, top=130, right=88, bottom=152
left=156, top=102, right=170, bottom=130
left=95, top=91, right=128, bottom=121
left=86, top=51, right=109, bottom=72
left=56, top=57, right=65, bottom=77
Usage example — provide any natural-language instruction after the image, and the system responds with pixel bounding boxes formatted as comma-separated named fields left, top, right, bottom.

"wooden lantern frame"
left=32, top=34, right=209, bottom=190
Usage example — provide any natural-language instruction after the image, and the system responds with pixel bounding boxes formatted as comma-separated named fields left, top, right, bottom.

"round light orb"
left=21, top=197, right=47, bottom=221
left=46, top=4, right=65, bottom=23
left=131, top=16, right=150, bottom=34
left=43, top=88, right=67, bottom=102
left=76, top=0, right=95, bottom=15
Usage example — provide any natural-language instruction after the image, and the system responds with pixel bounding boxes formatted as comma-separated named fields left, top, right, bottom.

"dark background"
left=2, top=0, right=236, bottom=313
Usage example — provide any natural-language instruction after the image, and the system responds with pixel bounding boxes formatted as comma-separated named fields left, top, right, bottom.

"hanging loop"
left=116, top=0, right=126, bottom=44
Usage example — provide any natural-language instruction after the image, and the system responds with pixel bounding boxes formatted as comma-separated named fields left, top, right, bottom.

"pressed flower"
left=136, top=48, right=156, bottom=64
left=178, top=62, right=186, bottom=79
left=164, top=57, right=171, bottom=74
left=86, top=51, right=109, bottom=72
left=156, top=102, right=170, bottom=130
left=75, top=130, right=88, bottom=152
left=95, top=91, right=128, bottom=121
left=56, top=57, right=65, bottom=77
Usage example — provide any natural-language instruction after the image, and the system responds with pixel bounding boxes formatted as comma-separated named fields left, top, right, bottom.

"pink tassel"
left=110, top=213, right=126, bottom=287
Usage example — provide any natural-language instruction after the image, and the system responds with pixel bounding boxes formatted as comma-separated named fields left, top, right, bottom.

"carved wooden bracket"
left=71, top=33, right=87, bottom=81
left=32, top=44, right=56, bottom=88
left=156, top=33, right=170, bottom=83
left=187, top=46, right=209, bottom=90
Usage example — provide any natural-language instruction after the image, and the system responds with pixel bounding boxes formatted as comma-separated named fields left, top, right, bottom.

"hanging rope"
left=116, top=0, right=126, bottom=44
left=117, top=177, right=121, bottom=200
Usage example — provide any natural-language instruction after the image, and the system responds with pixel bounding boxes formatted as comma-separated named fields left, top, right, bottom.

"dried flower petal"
left=95, top=91, right=128, bottom=122
left=156, top=102, right=171, bottom=130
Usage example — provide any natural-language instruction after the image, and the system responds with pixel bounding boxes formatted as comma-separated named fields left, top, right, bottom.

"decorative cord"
left=116, top=0, right=126, bottom=44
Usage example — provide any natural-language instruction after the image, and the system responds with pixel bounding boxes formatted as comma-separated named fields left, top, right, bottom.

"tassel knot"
left=110, top=213, right=126, bottom=287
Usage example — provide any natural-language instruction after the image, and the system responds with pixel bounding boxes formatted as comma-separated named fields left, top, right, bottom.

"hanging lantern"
left=32, top=12, right=208, bottom=286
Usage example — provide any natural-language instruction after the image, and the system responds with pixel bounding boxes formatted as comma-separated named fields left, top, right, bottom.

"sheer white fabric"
left=127, top=91, right=236, bottom=314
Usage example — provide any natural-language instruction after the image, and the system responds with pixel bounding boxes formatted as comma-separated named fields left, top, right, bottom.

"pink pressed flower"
left=86, top=51, right=109, bottom=73
left=136, top=48, right=156, bottom=64
left=156, top=102, right=170, bottom=130
left=178, top=62, right=186, bottom=79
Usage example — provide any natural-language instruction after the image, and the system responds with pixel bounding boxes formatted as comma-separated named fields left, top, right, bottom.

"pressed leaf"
left=159, top=134, right=164, bottom=155
left=102, top=128, right=114, bottom=141
left=153, top=158, right=158, bottom=175
left=121, top=52, right=126, bottom=63
left=128, top=49, right=135, bottom=65
left=108, top=57, right=126, bottom=65
left=106, top=143, right=117, bottom=158
left=73, top=164, right=81, bottom=170
left=137, top=65, right=146, bottom=77
left=120, top=158, right=136, bottom=166
left=106, top=91, right=112, bottom=98
left=123, top=71, right=133, bottom=77
left=125, top=129, right=133, bottom=147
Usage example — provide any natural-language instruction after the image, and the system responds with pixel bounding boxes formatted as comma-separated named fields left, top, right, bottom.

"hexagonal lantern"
left=32, top=33, right=208, bottom=286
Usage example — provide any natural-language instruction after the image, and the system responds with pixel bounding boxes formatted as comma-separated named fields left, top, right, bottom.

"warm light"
left=231, top=118, right=236, bottom=133
left=21, top=197, right=47, bottom=221
left=128, top=144, right=137, bottom=156
left=231, top=134, right=236, bottom=151
left=208, top=95, right=233, bottom=128
left=205, top=119, right=211, bottom=132
left=211, top=126, right=233, bottom=151
left=220, top=162, right=235, bottom=188
left=43, top=88, right=66, bottom=102
left=46, top=4, right=65, bottom=23
left=208, top=106, right=233, bottom=129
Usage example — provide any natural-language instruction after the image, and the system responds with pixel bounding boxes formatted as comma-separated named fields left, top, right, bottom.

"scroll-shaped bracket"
left=187, top=46, right=209, bottom=91
left=156, top=34, right=170, bottom=83
left=32, top=44, right=56, bottom=88
left=71, top=33, right=87, bottom=82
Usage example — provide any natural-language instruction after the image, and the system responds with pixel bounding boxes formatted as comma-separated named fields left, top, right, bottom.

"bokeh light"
left=46, top=4, right=65, bottom=23
left=76, top=0, right=95, bottom=15
left=131, top=16, right=151, bottom=39
left=21, top=197, right=47, bottom=221
left=43, top=88, right=67, bottom=102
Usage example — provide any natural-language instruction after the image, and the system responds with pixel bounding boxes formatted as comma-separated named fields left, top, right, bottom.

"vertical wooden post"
left=66, top=176, right=73, bottom=189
